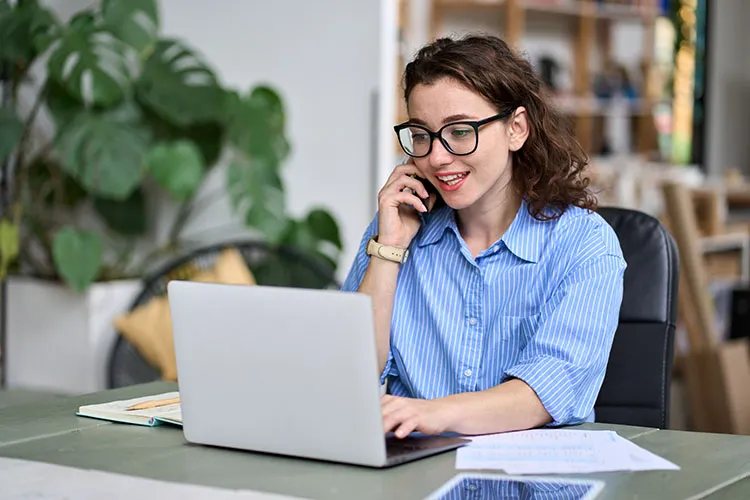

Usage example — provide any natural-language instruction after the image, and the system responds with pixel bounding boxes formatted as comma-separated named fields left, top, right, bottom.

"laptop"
left=167, top=280, right=469, bottom=468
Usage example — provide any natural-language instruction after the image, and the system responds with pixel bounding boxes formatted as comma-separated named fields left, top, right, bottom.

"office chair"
left=594, top=207, right=680, bottom=429
left=108, top=240, right=340, bottom=389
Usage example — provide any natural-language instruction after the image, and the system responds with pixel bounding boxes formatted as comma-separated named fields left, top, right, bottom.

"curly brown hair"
left=403, top=35, right=597, bottom=220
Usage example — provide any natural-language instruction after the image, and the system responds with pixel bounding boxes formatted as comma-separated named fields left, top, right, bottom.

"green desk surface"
left=0, top=388, right=63, bottom=410
left=1, top=382, right=750, bottom=499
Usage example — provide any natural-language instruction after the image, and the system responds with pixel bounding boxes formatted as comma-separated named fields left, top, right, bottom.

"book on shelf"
left=76, top=391, right=183, bottom=427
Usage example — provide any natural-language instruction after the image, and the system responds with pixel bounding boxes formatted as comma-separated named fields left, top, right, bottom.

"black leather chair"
left=594, top=207, right=680, bottom=429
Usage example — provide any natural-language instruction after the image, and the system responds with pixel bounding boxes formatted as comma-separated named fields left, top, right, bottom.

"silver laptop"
left=167, top=280, right=468, bottom=468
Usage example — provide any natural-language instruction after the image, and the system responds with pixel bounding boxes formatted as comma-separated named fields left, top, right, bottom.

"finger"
left=394, top=419, right=419, bottom=439
left=386, top=163, right=420, bottom=183
left=385, top=176, right=430, bottom=199
left=382, top=412, right=403, bottom=434
left=388, top=192, right=428, bottom=213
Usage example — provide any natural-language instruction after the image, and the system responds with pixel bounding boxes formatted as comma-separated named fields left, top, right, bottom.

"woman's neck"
left=456, top=188, right=522, bottom=257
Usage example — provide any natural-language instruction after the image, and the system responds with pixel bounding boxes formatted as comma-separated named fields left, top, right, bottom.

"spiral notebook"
left=76, top=392, right=183, bottom=427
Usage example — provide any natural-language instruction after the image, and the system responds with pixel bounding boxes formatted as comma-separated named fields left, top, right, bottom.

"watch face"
left=402, top=249, right=409, bottom=262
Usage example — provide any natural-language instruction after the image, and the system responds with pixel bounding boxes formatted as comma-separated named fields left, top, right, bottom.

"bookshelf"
left=395, top=0, right=664, bottom=158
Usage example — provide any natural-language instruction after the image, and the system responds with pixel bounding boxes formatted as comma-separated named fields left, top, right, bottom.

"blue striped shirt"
left=341, top=199, right=626, bottom=426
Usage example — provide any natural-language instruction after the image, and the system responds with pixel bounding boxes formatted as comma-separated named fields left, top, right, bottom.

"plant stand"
left=5, top=277, right=140, bottom=395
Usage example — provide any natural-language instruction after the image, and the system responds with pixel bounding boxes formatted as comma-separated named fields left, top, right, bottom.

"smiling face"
left=406, top=77, right=526, bottom=213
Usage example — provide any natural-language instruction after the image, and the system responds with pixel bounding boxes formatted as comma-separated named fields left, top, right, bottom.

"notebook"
left=76, top=392, right=183, bottom=427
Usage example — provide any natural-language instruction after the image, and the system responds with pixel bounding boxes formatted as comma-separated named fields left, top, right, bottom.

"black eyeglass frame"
left=393, top=110, right=514, bottom=158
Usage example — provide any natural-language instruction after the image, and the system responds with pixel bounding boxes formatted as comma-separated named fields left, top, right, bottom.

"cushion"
left=113, top=248, right=256, bottom=381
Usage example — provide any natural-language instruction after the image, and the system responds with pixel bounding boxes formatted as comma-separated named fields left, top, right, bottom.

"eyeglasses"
left=393, top=111, right=512, bottom=158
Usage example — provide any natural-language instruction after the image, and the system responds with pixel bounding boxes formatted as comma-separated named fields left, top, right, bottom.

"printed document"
left=455, top=429, right=680, bottom=474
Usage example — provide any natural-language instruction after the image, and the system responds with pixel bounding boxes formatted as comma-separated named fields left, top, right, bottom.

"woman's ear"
left=507, top=106, right=529, bottom=152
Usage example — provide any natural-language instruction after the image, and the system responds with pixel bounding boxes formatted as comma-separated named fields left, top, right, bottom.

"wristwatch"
left=366, top=235, right=409, bottom=264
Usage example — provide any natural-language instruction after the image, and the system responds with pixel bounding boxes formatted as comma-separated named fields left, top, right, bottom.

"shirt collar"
left=416, top=198, right=546, bottom=263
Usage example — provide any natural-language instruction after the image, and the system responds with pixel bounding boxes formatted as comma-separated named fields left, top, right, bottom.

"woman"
left=341, top=35, right=626, bottom=438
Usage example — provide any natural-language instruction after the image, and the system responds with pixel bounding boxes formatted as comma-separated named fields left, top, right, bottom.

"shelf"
left=553, top=96, right=657, bottom=117
left=434, top=0, right=659, bottom=20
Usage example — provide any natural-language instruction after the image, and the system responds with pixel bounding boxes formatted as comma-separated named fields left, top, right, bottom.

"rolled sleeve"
left=504, top=253, right=626, bottom=426
left=340, top=214, right=378, bottom=292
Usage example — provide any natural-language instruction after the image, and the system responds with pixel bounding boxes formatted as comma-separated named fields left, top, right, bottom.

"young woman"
left=341, top=35, right=626, bottom=438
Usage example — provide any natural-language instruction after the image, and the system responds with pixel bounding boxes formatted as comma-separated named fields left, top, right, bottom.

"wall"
left=37, top=0, right=390, bottom=281
left=705, top=0, right=750, bottom=178
left=157, top=0, right=388, bottom=279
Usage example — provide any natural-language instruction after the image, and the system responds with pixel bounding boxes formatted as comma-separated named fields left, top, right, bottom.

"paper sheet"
left=0, top=457, right=303, bottom=500
left=455, top=429, right=680, bottom=474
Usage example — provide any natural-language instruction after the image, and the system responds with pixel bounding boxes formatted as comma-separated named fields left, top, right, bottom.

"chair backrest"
left=108, top=240, right=340, bottom=389
left=594, top=207, right=680, bottom=429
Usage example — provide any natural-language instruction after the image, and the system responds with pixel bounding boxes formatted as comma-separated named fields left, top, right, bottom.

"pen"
left=126, top=396, right=181, bottom=411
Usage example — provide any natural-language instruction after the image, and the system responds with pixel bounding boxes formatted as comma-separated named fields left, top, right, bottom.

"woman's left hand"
left=381, top=394, right=456, bottom=438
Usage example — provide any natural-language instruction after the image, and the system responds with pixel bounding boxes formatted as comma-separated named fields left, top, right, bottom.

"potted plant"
left=0, top=0, right=342, bottom=393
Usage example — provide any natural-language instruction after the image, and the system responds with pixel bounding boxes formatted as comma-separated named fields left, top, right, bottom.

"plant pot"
left=5, top=276, right=140, bottom=394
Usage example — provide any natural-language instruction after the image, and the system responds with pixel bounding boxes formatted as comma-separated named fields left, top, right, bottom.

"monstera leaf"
left=45, top=79, right=82, bottom=128
left=47, top=11, right=131, bottom=107
left=0, top=106, right=22, bottom=163
left=0, top=0, right=59, bottom=68
left=146, top=140, right=205, bottom=201
left=227, top=86, right=290, bottom=167
left=136, top=39, right=225, bottom=126
left=227, top=154, right=287, bottom=243
left=52, top=227, right=102, bottom=292
left=55, top=102, right=150, bottom=200
left=102, top=0, right=158, bottom=56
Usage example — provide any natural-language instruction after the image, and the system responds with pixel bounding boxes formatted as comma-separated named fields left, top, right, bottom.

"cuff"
left=504, top=356, right=575, bottom=426
left=379, top=350, right=397, bottom=386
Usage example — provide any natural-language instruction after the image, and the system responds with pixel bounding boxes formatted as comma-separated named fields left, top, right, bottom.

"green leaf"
left=102, top=0, right=159, bottom=56
left=227, top=85, right=290, bottom=166
left=136, top=39, right=224, bottom=126
left=0, top=106, right=23, bottom=162
left=227, top=156, right=287, bottom=243
left=142, top=105, right=224, bottom=166
left=0, top=0, right=59, bottom=69
left=305, top=208, right=342, bottom=250
left=93, top=187, right=147, bottom=236
left=45, top=79, right=83, bottom=128
left=52, top=226, right=102, bottom=292
left=47, top=11, right=131, bottom=107
left=0, top=218, right=20, bottom=280
left=146, top=140, right=205, bottom=200
left=55, top=102, right=150, bottom=199
left=244, top=188, right=288, bottom=243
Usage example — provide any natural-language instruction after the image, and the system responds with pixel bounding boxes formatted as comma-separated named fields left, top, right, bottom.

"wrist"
left=376, top=236, right=411, bottom=248
left=437, top=396, right=465, bottom=433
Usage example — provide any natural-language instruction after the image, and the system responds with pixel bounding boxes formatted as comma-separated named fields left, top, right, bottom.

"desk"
left=1, top=382, right=749, bottom=499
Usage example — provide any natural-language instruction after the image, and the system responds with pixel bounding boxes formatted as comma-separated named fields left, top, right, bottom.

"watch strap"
left=366, top=235, right=409, bottom=264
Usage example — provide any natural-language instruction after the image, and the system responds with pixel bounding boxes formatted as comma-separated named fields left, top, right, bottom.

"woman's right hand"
left=376, top=162, right=436, bottom=249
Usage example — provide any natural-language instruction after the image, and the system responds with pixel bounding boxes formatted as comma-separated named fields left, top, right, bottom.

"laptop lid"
left=168, top=281, right=388, bottom=466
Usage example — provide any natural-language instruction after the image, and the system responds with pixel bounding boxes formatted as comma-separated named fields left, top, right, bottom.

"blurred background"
left=2, top=0, right=749, bottom=435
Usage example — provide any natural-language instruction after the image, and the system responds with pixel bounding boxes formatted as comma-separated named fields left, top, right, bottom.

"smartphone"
left=408, top=173, right=443, bottom=211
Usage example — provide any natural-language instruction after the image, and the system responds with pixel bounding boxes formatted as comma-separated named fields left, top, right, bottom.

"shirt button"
left=467, top=483, right=478, bottom=491
left=464, top=369, right=472, bottom=377
left=468, top=317, right=477, bottom=325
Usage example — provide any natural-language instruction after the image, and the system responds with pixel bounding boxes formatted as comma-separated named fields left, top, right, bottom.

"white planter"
left=5, top=277, right=141, bottom=394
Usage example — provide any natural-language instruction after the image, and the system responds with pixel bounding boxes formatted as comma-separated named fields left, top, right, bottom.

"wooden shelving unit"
left=396, top=0, right=662, bottom=157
